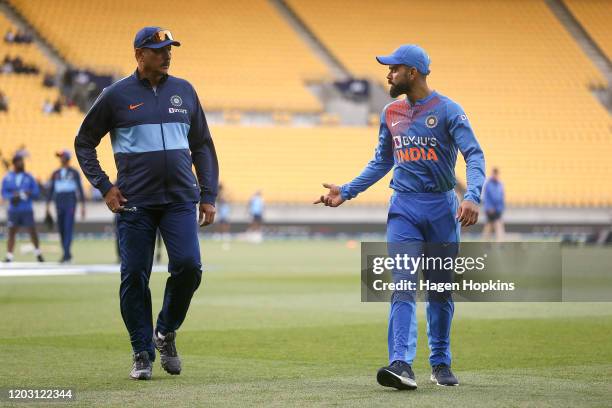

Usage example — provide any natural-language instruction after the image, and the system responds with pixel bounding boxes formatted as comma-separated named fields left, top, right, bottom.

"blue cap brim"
left=376, top=55, right=400, bottom=65
left=141, top=39, right=181, bottom=49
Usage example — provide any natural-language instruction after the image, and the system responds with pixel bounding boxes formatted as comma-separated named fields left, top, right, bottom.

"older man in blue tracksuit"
left=46, top=149, right=85, bottom=263
left=75, top=27, right=218, bottom=380
left=316, top=45, right=485, bottom=389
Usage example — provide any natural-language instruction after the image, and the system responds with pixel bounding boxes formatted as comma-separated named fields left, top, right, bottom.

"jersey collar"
left=406, top=90, right=438, bottom=107
left=132, top=69, right=169, bottom=88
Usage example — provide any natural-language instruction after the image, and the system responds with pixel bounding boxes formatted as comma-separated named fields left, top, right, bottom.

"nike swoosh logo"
left=391, top=120, right=404, bottom=127
left=129, top=103, right=144, bottom=110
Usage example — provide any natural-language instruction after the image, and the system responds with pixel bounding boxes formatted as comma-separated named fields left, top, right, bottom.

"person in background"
left=46, top=149, right=85, bottom=263
left=248, top=190, right=264, bottom=233
left=2, top=153, right=44, bottom=262
left=482, top=167, right=505, bottom=241
left=90, top=186, right=103, bottom=201
left=216, top=183, right=231, bottom=237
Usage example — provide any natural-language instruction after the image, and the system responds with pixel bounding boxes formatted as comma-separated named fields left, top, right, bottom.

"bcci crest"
left=393, top=136, right=402, bottom=149
left=425, top=115, right=438, bottom=128
left=170, top=95, right=183, bottom=107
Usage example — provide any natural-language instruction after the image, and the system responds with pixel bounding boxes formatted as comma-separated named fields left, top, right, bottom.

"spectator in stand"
left=42, top=99, right=54, bottom=114
left=4, top=30, right=15, bottom=43
left=0, top=90, right=8, bottom=112
left=12, top=56, right=23, bottom=72
left=1, top=55, right=38, bottom=75
left=2, top=55, right=13, bottom=74
left=7, top=29, right=33, bottom=44
left=43, top=72, right=55, bottom=87
left=52, top=97, right=63, bottom=114
left=75, top=70, right=90, bottom=85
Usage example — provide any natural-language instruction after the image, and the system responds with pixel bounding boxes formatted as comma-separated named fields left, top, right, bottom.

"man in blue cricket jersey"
left=315, top=45, right=485, bottom=389
left=45, top=149, right=85, bottom=263
left=482, top=167, right=505, bottom=241
left=75, top=27, right=219, bottom=380
left=2, top=153, right=44, bottom=262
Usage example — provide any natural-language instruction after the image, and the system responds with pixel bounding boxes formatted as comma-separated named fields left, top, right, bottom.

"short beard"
left=389, top=83, right=410, bottom=98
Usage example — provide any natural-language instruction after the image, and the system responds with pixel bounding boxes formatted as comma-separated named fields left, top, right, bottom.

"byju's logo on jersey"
left=425, top=115, right=438, bottom=128
left=393, top=135, right=439, bottom=164
left=170, top=95, right=183, bottom=107
left=169, top=95, right=187, bottom=114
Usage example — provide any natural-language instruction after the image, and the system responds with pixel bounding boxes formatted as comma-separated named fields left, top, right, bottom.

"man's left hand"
left=199, top=203, right=216, bottom=227
left=456, top=200, right=479, bottom=227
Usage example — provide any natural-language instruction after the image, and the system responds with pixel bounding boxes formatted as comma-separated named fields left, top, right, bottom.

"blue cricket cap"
left=56, top=149, right=71, bottom=160
left=12, top=152, right=25, bottom=162
left=376, top=44, right=431, bottom=75
left=133, top=26, right=181, bottom=49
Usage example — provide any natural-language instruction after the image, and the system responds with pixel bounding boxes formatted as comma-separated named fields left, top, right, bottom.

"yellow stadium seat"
left=10, top=0, right=331, bottom=112
left=565, top=0, right=612, bottom=62
left=287, top=0, right=612, bottom=206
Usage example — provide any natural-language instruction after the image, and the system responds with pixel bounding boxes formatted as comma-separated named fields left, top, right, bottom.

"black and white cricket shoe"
left=376, top=360, right=418, bottom=390
left=431, top=364, right=459, bottom=386
left=129, top=351, right=152, bottom=380
left=153, top=329, right=181, bottom=375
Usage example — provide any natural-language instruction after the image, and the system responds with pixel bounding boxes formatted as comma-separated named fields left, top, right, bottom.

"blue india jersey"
left=340, top=91, right=485, bottom=204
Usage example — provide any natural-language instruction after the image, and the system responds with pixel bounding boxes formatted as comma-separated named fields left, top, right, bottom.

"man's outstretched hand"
left=313, top=183, right=346, bottom=207
left=456, top=200, right=479, bottom=227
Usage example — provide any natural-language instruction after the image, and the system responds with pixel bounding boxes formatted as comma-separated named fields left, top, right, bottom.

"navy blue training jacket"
left=74, top=70, right=219, bottom=206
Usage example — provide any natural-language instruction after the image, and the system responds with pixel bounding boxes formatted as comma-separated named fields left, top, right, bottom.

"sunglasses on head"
left=137, top=29, right=174, bottom=48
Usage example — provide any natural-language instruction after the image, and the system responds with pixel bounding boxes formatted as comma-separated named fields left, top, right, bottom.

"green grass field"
left=1, top=239, right=611, bottom=407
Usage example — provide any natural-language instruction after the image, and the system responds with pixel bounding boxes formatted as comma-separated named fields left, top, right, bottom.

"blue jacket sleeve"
left=188, top=85, right=219, bottom=205
left=2, top=176, right=11, bottom=200
left=74, top=90, right=114, bottom=197
left=482, top=180, right=491, bottom=210
left=74, top=169, right=85, bottom=202
left=46, top=171, right=55, bottom=204
left=28, top=174, right=40, bottom=199
left=447, top=102, right=485, bottom=204
left=339, top=109, right=394, bottom=200
left=483, top=181, right=505, bottom=213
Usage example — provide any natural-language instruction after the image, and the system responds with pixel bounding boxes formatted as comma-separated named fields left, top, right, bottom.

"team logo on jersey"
left=393, top=136, right=402, bottom=149
left=425, top=115, right=438, bottom=128
left=170, top=95, right=183, bottom=107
